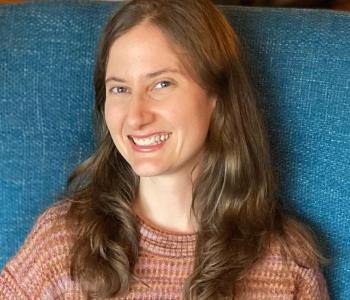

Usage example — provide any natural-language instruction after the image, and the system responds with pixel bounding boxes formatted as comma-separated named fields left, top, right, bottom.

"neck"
left=132, top=173, right=198, bottom=234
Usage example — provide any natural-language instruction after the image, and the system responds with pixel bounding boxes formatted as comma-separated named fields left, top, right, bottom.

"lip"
left=127, top=132, right=172, bottom=153
left=127, top=131, right=171, bottom=139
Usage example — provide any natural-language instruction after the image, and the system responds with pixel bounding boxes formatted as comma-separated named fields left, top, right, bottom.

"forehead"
left=109, top=23, right=176, bottom=62
left=106, top=22, right=193, bottom=77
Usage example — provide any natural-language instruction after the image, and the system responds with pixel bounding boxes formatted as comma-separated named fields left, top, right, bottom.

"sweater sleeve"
left=0, top=201, right=72, bottom=300
left=295, top=266, right=330, bottom=300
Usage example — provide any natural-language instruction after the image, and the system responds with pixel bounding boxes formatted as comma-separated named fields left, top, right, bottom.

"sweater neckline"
left=136, top=215, right=197, bottom=258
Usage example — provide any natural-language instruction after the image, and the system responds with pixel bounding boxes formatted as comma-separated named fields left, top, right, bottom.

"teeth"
left=132, top=133, right=170, bottom=146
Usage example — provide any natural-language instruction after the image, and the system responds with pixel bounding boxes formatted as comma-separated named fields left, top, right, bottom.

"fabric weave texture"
left=0, top=201, right=329, bottom=299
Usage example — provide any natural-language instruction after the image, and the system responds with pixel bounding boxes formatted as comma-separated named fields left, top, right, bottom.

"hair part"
left=65, top=0, right=326, bottom=299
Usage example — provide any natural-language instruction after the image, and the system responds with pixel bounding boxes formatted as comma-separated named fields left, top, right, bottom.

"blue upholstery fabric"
left=0, top=1, right=349, bottom=298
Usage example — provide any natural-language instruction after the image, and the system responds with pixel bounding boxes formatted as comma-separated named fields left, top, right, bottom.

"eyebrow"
left=105, top=68, right=181, bottom=84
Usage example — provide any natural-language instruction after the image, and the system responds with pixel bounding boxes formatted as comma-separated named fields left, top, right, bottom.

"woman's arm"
left=295, top=266, right=330, bottom=300
left=0, top=201, right=73, bottom=300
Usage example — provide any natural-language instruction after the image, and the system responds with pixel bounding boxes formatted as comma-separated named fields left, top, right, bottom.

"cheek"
left=170, top=104, right=213, bottom=149
left=104, top=107, right=126, bottom=154
left=192, top=106, right=215, bottom=143
left=105, top=102, right=120, bottom=129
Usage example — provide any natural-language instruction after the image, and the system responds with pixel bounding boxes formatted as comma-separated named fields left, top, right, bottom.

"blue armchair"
left=0, top=2, right=349, bottom=299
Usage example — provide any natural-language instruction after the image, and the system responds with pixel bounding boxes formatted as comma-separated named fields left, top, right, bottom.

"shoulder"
left=237, top=238, right=329, bottom=299
left=15, top=200, right=74, bottom=257
left=0, top=200, right=76, bottom=299
left=27, top=200, right=71, bottom=231
left=34, top=200, right=72, bottom=233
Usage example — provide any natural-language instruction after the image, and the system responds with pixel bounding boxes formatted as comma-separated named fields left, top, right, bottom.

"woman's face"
left=104, top=22, right=216, bottom=178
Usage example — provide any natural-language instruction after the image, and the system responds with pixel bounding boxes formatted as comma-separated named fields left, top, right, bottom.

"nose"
left=126, top=92, right=154, bottom=129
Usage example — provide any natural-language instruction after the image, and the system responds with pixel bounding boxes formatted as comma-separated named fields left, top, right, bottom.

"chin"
left=130, top=163, right=167, bottom=178
left=132, top=169, right=164, bottom=178
left=127, top=156, right=170, bottom=177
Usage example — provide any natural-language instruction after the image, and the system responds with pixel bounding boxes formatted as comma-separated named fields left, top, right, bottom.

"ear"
left=209, top=95, right=217, bottom=110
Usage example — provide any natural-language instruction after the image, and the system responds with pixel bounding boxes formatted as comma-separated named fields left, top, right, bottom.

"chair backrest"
left=0, top=2, right=349, bottom=299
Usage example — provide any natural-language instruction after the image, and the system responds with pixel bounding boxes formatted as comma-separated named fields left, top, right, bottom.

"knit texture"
left=0, top=201, right=329, bottom=299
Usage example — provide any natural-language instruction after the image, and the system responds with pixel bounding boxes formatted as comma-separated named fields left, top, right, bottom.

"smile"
left=129, top=133, right=171, bottom=146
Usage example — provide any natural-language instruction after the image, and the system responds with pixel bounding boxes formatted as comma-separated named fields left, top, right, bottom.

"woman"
left=0, top=0, right=329, bottom=299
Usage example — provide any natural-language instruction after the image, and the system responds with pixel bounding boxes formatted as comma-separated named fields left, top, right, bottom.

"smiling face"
left=104, top=22, right=216, bottom=178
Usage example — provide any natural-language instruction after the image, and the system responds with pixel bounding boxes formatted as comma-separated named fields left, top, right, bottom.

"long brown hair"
left=66, top=0, right=325, bottom=299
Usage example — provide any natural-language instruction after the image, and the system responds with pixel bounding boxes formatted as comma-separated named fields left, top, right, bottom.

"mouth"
left=128, top=132, right=172, bottom=147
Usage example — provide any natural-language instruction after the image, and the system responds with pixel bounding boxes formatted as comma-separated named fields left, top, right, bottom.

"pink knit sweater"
left=0, top=201, right=329, bottom=299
